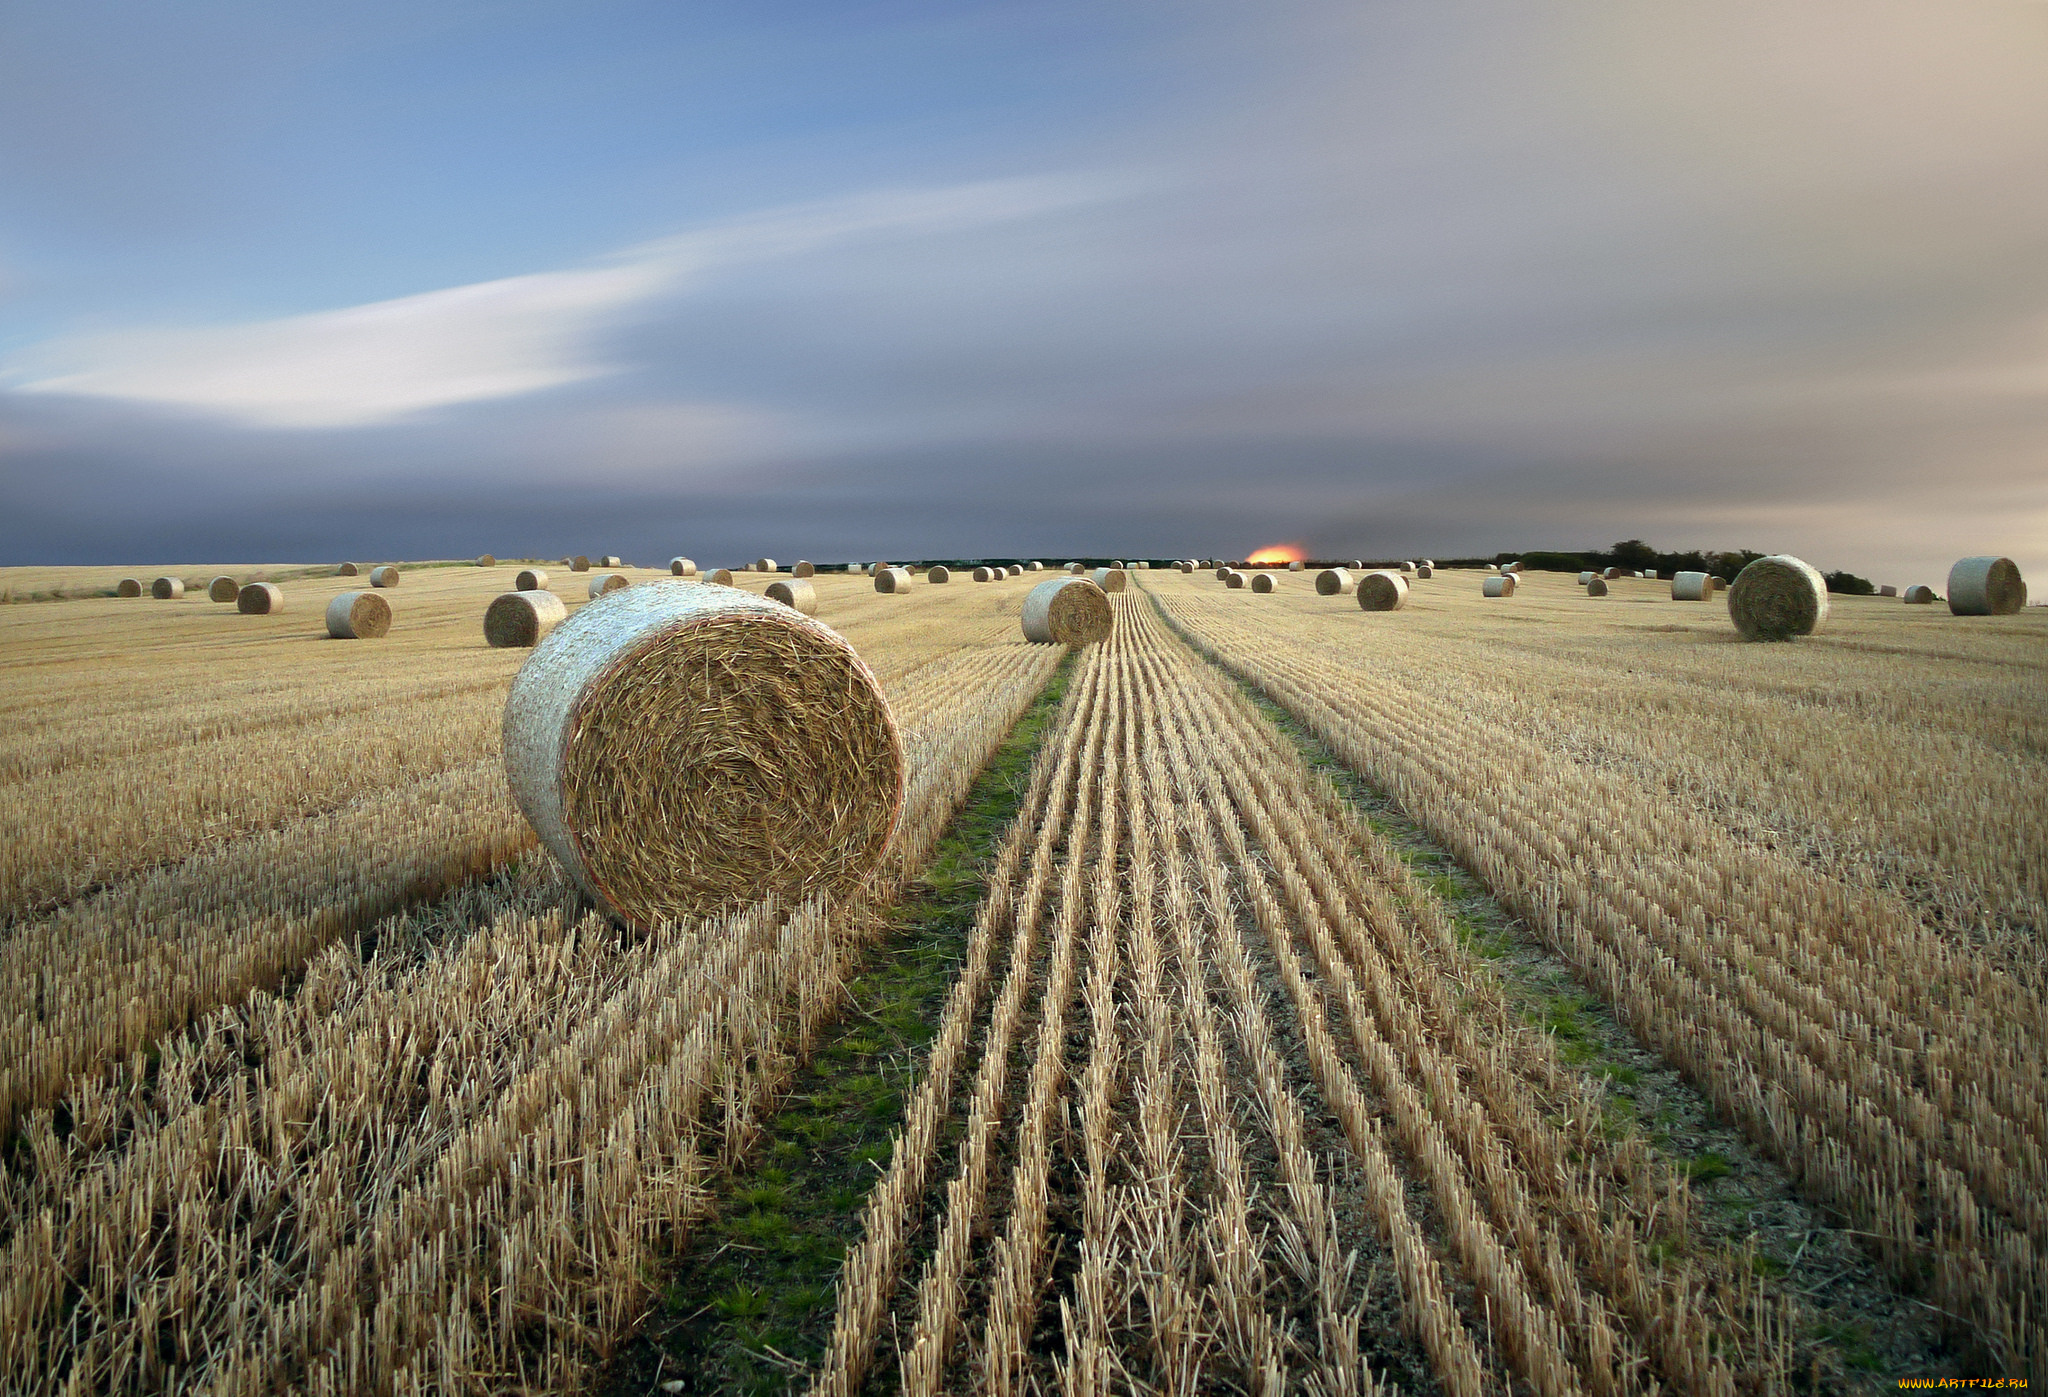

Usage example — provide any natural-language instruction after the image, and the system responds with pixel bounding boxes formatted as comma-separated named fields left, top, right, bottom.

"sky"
left=3, top=1, right=2046, bottom=589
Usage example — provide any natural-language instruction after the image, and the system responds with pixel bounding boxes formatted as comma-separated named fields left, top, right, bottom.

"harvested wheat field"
left=0, top=560, right=2042, bottom=1396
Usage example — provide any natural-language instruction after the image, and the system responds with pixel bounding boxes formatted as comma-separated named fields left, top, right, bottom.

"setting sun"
left=1245, top=542, right=1306, bottom=565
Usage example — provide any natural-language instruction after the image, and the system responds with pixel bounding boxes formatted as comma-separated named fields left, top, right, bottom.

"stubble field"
left=0, top=560, right=2040, bottom=1395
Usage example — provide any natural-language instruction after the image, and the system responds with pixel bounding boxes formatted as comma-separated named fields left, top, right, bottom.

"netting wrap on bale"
left=369, top=566, right=400, bottom=588
left=502, top=582, right=905, bottom=930
left=588, top=573, right=630, bottom=599
left=874, top=567, right=912, bottom=593
left=151, top=577, right=185, bottom=600
left=1315, top=568, right=1355, bottom=596
left=1672, top=571, right=1713, bottom=601
left=516, top=569, right=550, bottom=592
left=1947, top=556, right=2027, bottom=616
left=1357, top=571, right=1409, bottom=611
left=326, top=591, right=391, bottom=639
left=1483, top=576, right=1516, bottom=598
left=1089, top=567, right=1127, bottom=593
left=486, top=589, right=569, bottom=647
left=208, top=576, right=239, bottom=603
left=1728, top=555, right=1829, bottom=641
left=765, top=578, right=818, bottom=615
left=1021, top=576, right=1113, bottom=645
left=236, top=583, right=284, bottom=615
left=1904, top=585, right=1937, bottom=605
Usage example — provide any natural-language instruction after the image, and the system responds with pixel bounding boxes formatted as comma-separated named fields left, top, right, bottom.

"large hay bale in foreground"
left=208, top=576, right=239, bottom=603
left=151, top=576, right=185, bottom=599
left=1671, top=571, right=1713, bottom=601
left=1586, top=578, right=1609, bottom=597
left=766, top=578, right=818, bottom=615
left=1947, top=556, right=2026, bottom=616
left=502, top=583, right=904, bottom=930
left=338, top=562, right=360, bottom=577
left=1250, top=572, right=1276, bottom=594
left=1358, top=571, right=1409, bottom=611
left=516, top=568, right=550, bottom=591
left=1090, top=567, right=1127, bottom=593
left=793, top=561, right=815, bottom=578
left=928, top=565, right=951, bottom=583
left=1903, top=584, right=1937, bottom=605
left=874, top=566, right=912, bottom=593
left=1021, top=576, right=1113, bottom=645
left=369, top=566, right=401, bottom=588
left=670, top=557, right=698, bottom=577
left=1483, top=576, right=1516, bottom=598
left=476, top=554, right=497, bottom=567
left=326, top=591, right=391, bottom=639
left=485, top=590, right=568, bottom=647
left=708, top=567, right=737, bottom=586
left=236, top=583, right=284, bottom=614
left=589, top=573, right=630, bottom=599
left=1728, top=555, right=1829, bottom=641
left=1315, top=568, right=1355, bottom=596
left=116, top=578, right=142, bottom=597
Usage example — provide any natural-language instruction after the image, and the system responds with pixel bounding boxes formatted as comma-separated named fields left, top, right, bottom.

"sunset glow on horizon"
left=1245, top=543, right=1306, bottom=565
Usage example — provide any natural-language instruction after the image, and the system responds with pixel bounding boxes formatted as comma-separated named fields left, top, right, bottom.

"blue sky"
left=4, top=2, right=2046, bottom=588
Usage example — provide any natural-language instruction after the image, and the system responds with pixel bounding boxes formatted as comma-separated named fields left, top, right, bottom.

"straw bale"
left=1026, top=561, right=1043, bottom=571
left=1421, top=558, right=1435, bottom=569
left=1711, top=576, right=1726, bottom=591
left=753, top=557, right=777, bottom=573
left=1089, top=566, right=1128, bottom=592
left=1415, top=564, right=1433, bottom=578
left=793, top=560, right=815, bottom=578
left=1728, top=555, right=1829, bottom=641
left=1879, top=584, right=1897, bottom=597
left=1215, top=565, right=1233, bottom=580
left=1224, top=570, right=1247, bottom=589
left=599, top=555, right=622, bottom=568
left=151, top=576, right=185, bottom=599
left=476, top=554, right=497, bottom=567
left=572, top=556, right=591, bottom=572
left=515, top=569, right=550, bottom=592
left=236, top=582, right=284, bottom=615
left=1400, top=561, right=1415, bottom=572
left=325, top=590, right=391, bottom=639
left=1671, top=570, right=1713, bottom=601
left=765, top=577, right=819, bottom=614
left=1019, top=575, right=1114, bottom=646
left=208, top=575, right=239, bottom=602
left=115, top=578, right=142, bottom=598
left=1603, top=567, right=1624, bottom=579
left=927, top=565, right=951, bottom=583
left=1068, top=562, right=1087, bottom=574
left=502, top=582, right=904, bottom=929
left=1487, top=563, right=1501, bottom=573
left=1903, top=584, right=1937, bottom=605
left=1946, top=556, right=2027, bottom=616
left=1315, top=568, right=1355, bottom=596
left=1357, top=570, right=1409, bottom=611
left=1349, top=560, right=1364, bottom=569
left=369, top=565, right=400, bottom=588
left=1251, top=572, right=1276, bottom=593
left=1176, top=560, right=1194, bottom=573
left=338, top=561, right=360, bottom=576
left=972, top=566, right=994, bottom=582
left=1483, top=575, right=1516, bottom=598
left=874, top=566, right=912, bottom=593
left=670, top=557, right=698, bottom=577
left=1578, top=572, right=1595, bottom=585
left=1133, top=560, right=1150, bottom=569
left=589, top=573, right=631, bottom=599
left=1287, top=560, right=1304, bottom=572
left=708, top=568, right=737, bottom=586
left=484, top=589, right=567, bottom=647
left=1586, top=577, right=1609, bottom=597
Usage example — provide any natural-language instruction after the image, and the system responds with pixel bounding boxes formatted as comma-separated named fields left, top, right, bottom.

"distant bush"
left=1824, top=570, right=1876, bottom=595
left=1516, top=551, right=1588, bottom=573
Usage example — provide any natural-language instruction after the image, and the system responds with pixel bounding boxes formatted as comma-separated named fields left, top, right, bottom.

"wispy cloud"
left=3, top=177, right=1098, bottom=429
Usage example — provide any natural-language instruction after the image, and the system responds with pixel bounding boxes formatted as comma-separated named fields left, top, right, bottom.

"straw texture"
left=1357, top=570, right=1409, bottom=611
left=208, top=576, right=239, bottom=603
left=1315, top=567, right=1355, bottom=596
left=601, top=555, right=624, bottom=569
left=1728, top=555, right=1830, bottom=641
left=337, top=562, right=360, bottom=577
left=765, top=578, right=818, bottom=615
left=515, top=569, right=550, bottom=591
left=501, top=581, right=904, bottom=930
left=115, top=578, right=142, bottom=598
left=708, top=568, right=737, bottom=586
left=325, top=591, right=391, bottom=639
left=1224, top=570, right=1246, bottom=589
left=927, top=565, right=951, bottom=583
left=1089, top=566, right=1127, bottom=593
left=1250, top=572, right=1276, bottom=593
left=151, top=577, right=184, bottom=600
left=369, top=566, right=400, bottom=588
left=1586, top=578, right=1610, bottom=597
left=793, top=561, right=815, bottom=578
left=572, top=556, right=591, bottom=572
left=1020, top=576, right=1113, bottom=645
left=1946, top=556, right=2026, bottom=616
left=670, top=558, right=699, bottom=577
left=1904, top=585, right=1937, bottom=605
left=235, top=583, right=284, bottom=615
left=1415, top=564, right=1433, bottom=578
left=972, top=566, right=994, bottom=582
left=485, top=589, right=569, bottom=647
left=874, top=567, right=912, bottom=593
left=1026, top=561, right=1043, bottom=571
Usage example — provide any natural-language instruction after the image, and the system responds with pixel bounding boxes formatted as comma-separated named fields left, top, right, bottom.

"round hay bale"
left=1671, top=570, right=1713, bottom=601
left=151, top=576, right=185, bottom=599
left=1603, top=567, right=1624, bottom=579
left=1287, top=560, right=1304, bottom=572
left=502, top=583, right=904, bottom=930
left=1176, top=560, right=1194, bottom=573
left=115, top=578, right=142, bottom=597
left=1068, top=562, right=1087, bottom=575
left=1133, top=560, right=1150, bottom=570
left=708, top=568, right=737, bottom=586
left=1214, top=565, right=1232, bottom=581
left=485, top=589, right=567, bottom=647
left=1315, top=568, right=1356, bottom=596
left=1487, top=563, right=1501, bottom=574
left=1400, top=561, right=1415, bottom=573
left=589, top=573, right=631, bottom=599
left=865, top=563, right=884, bottom=576
left=476, top=554, right=497, bottom=567
left=766, top=578, right=818, bottom=614
left=1224, top=570, right=1247, bottom=589
left=1357, top=571, right=1409, bottom=611
left=1946, top=556, right=2026, bottom=616
left=1415, top=564, right=1433, bottom=579
left=338, top=562, right=360, bottom=577
left=927, top=565, right=951, bottom=583
left=601, top=555, right=624, bottom=569
left=1711, top=576, right=1727, bottom=592
left=1903, top=584, right=1937, bottom=605
left=670, top=557, right=698, bottom=577
left=1483, top=575, right=1516, bottom=598
left=875, top=566, right=912, bottom=593
left=236, top=582, right=284, bottom=614
left=572, top=556, right=591, bottom=572
left=208, top=575, right=239, bottom=603
left=1089, top=567, right=1127, bottom=593
left=1349, top=560, right=1364, bottom=570
left=1026, top=561, right=1044, bottom=571
left=754, top=557, right=778, bottom=573
left=326, top=591, right=391, bottom=639
left=1586, top=577, right=1610, bottom=597
left=793, top=560, right=815, bottom=578
left=1420, top=559, right=1435, bottom=569
left=972, top=566, right=994, bottom=582
left=516, top=568, right=551, bottom=591
left=1250, top=572, right=1276, bottom=594
left=1577, top=572, right=1595, bottom=586
left=1879, top=584, right=1897, bottom=598
left=369, top=565, right=400, bottom=588
left=1727, top=555, right=1829, bottom=641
